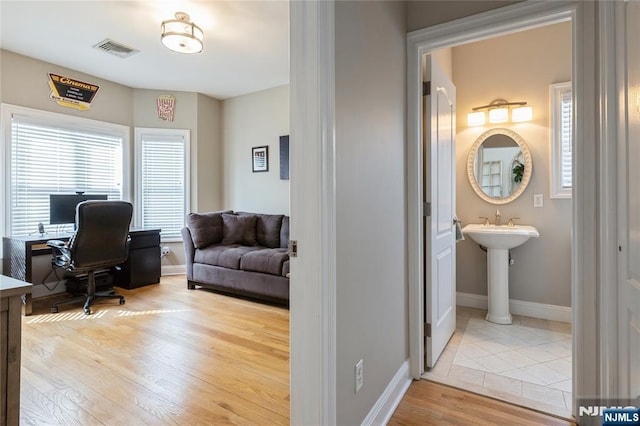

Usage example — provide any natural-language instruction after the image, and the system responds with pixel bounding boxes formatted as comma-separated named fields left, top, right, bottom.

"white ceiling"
left=0, top=1, right=290, bottom=100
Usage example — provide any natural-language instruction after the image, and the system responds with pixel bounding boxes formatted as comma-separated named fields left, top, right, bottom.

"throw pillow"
left=186, top=211, right=228, bottom=248
left=221, top=214, right=258, bottom=246
left=280, top=216, right=290, bottom=249
left=237, top=212, right=283, bottom=248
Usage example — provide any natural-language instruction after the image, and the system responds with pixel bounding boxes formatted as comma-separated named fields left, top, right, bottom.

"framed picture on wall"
left=252, top=146, right=269, bottom=172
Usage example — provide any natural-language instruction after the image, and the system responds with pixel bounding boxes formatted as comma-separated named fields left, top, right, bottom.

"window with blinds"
left=135, top=128, right=189, bottom=242
left=550, top=82, right=573, bottom=199
left=3, top=105, right=127, bottom=236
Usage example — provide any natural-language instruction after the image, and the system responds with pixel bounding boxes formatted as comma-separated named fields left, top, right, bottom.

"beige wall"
left=132, top=89, right=223, bottom=267
left=0, top=49, right=287, bottom=275
left=432, top=48, right=452, bottom=80
left=222, top=85, right=290, bottom=215
left=0, top=50, right=135, bottom=290
left=334, top=1, right=407, bottom=424
left=0, top=50, right=226, bottom=277
left=0, top=49, right=133, bottom=128
left=407, top=1, right=522, bottom=33
left=196, top=93, right=224, bottom=213
left=132, top=89, right=223, bottom=212
left=453, top=22, right=572, bottom=306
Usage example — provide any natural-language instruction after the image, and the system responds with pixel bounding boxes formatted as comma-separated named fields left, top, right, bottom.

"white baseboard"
left=456, top=292, right=572, bottom=323
left=362, top=360, right=412, bottom=426
left=161, top=265, right=186, bottom=276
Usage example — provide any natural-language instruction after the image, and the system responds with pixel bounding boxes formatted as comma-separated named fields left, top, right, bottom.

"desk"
left=0, top=275, right=31, bottom=425
left=2, top=227, right=161, bottom=315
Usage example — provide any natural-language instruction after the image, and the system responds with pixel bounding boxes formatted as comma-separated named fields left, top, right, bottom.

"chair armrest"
left=47, top=239, right=71, bottom=268
left=46, top=239, right=67, bottom=248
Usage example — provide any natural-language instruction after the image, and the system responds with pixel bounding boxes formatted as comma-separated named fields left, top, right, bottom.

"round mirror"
left=466, top=128, right=532, bottom=205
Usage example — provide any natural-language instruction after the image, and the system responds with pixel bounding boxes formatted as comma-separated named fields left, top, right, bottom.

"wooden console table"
left=0, top=275, right=31, bottom=425
left=2, top=227, right=161, bottom=315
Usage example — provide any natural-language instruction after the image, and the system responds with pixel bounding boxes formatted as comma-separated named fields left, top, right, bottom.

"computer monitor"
left=49, top=193, right=108, bottom=225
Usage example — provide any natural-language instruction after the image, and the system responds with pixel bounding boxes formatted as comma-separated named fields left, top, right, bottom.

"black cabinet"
left=114, top=229, right=161, bottom=289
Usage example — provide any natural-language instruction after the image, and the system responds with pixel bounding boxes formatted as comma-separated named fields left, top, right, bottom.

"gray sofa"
left=182, top=211, right=290, bottom=305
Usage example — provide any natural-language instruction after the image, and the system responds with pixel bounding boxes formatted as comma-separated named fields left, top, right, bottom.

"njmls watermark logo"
left=578, top=399, right=640, bottom=426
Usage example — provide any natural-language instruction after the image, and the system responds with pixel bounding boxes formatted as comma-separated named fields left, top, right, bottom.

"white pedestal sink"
left=462, top=223, right=540, bottom=324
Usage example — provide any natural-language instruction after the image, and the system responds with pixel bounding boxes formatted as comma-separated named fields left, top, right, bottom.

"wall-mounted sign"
left=157, top=95, right=176, bottom=121
left=48, top=73, right=99, bottom=110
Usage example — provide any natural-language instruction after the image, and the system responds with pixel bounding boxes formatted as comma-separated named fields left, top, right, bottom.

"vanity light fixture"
left=467, top=99, right=533, bottom=127
left=161, top=12, right=204, bottom=54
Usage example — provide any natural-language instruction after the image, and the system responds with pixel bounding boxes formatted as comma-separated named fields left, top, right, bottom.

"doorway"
left=406, top=2, right=596, bottom=421
left=423, top=22, right=573, bottom=418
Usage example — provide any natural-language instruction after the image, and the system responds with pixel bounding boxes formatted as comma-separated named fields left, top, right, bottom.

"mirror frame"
left=466, top=127, right=533, bottom=205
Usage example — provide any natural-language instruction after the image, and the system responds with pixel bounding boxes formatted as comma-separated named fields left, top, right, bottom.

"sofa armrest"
left=181, top=227, right=195, bottom=280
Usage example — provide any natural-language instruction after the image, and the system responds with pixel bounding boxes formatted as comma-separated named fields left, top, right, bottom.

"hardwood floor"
left=20, top=275, right=289, bottom=425
left=21, top=275, right=575, bottom=425
left=389, top=380, right=576, bottom=426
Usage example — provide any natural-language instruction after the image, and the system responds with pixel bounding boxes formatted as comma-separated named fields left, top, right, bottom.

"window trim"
left=134, top=127, right=190, bottom=243
left=549, top=81, right=573, bottom=199
left=1, top=103, right=131, bottom=240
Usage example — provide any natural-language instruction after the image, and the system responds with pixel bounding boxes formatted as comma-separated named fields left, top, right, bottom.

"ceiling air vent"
left=92, top=39, right=139, bottom=58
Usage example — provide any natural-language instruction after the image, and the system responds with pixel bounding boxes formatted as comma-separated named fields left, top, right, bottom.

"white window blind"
left=560, top=89, right=573, bottom=188
left=7, top=110, right=124, bottom=236
left=136, top=129, right=189, bottom=242
left=550, top=82, right=573, bottom=199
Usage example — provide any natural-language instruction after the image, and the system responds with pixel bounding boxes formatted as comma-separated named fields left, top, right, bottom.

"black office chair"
left=47, top=200, right=133, bottom=315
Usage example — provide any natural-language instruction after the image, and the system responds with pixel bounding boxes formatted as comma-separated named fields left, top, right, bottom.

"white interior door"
left=424, top=56, right=457, bottom=368
left=618, top=0, right=640, bottom=401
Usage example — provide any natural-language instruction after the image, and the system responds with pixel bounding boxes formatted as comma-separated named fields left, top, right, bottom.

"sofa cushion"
left=186, top=211, right=231, bottom=249
left=240, top=248, right=289, bottom=276
left=282, top=259, right=290, bottom=277
left=194, top=244, right=241, bottom=265
left=219, top=246, right=263, bottom=270
left=221, top=214, right=258, bottom=246
left=196, top=245, right=262, bottom=270
left=237, top=212, right=283, bottom=248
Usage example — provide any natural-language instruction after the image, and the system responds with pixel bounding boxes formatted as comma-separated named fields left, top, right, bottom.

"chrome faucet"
left=495, top=209, right=501, bottom=226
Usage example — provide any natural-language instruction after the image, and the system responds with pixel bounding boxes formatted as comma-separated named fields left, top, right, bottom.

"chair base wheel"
left=51, top=306, right=58, bottom=313
left=119, top=298, right=125, bottom=305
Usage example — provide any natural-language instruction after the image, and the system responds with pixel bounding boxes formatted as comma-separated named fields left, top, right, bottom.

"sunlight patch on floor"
left=25, top=308, right=189, bottom=323
left=26, top=310, right=109, bottom=323
left=115, top=309, right=189, bottom=317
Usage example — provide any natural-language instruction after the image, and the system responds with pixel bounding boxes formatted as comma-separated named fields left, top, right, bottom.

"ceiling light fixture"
left=161, top=12, right=203, bottom=54
left=467, top=99, right=533, bottom=127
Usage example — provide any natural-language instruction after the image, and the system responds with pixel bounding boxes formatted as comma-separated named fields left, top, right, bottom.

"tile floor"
left=423, top=306, right=573, bottom=419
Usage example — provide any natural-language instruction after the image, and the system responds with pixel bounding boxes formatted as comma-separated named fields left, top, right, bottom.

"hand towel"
left=454, top=217, right=465, bottom=242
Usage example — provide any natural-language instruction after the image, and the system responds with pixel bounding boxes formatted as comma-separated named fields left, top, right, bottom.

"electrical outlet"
left=533, top=193, right=544, bottom=208
left=355, top=359, right=364, bottom=393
